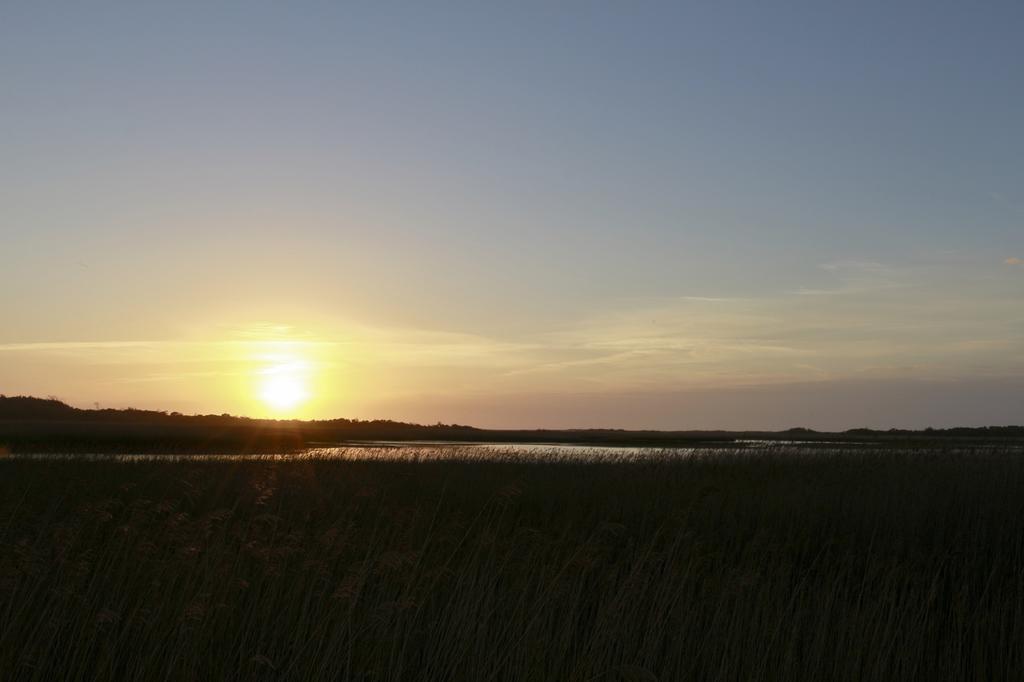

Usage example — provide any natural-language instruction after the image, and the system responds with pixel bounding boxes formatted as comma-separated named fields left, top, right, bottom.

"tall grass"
left=2, top=447, right=1024, bottom=680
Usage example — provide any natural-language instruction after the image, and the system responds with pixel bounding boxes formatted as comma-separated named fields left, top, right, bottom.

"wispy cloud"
left=522, top=257, right=1024, bottom=390
left=0, top=327, right=536, bottom=372
left=0, top=341, right=157, bottom=352
left=793, top=260, right=906, bottom=296
left=818, top=260, right=885, bottom=272
left=4, top=253, right=1023, bottom=406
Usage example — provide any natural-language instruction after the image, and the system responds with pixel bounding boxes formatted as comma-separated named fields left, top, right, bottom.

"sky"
left=1, top=2, right=1022, bottom=429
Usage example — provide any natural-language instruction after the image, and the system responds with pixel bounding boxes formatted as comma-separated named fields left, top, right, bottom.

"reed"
left=2, top=446, right=1023, bottom=680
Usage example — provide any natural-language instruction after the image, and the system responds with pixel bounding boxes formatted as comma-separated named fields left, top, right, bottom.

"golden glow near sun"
left=222, top=329, right=340, bottom=418
left=254, top=349, right=315, bottom=416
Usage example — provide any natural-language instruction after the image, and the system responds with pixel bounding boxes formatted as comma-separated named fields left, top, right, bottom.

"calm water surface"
left=8, top=440, right=1023, bottom=461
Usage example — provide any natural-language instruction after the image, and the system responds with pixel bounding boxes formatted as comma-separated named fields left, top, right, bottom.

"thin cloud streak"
left=2, top=255, right=1021, bottom=419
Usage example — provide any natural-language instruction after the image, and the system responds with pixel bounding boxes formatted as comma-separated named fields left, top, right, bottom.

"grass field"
left=3, top=446, right=1024, bottom=680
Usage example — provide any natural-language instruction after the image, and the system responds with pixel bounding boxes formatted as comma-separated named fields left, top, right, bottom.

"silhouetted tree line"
left=1, top=395, right=1022, bottom=454
left=0, top=396, right=475, bottom=430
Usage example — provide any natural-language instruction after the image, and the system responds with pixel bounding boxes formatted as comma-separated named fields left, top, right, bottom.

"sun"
left=247, top=340, right=320, bottom=416
left=260, top=374, right=308, bottom=411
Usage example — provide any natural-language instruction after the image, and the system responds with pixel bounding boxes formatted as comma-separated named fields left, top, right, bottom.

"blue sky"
left=2, top=3, right=1022, bottom=428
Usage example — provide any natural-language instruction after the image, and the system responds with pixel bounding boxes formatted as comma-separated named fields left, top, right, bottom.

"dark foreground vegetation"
left=3, top=395, right=1023, bottom=453
left=4, top=446, right=1024, bottom=680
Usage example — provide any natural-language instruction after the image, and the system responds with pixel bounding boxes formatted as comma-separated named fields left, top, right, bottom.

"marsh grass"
left=2, top=447, right=1024, bottom=680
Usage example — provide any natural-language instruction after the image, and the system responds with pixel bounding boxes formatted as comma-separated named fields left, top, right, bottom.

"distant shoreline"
left=2, top=395, right=1023, bottom=454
